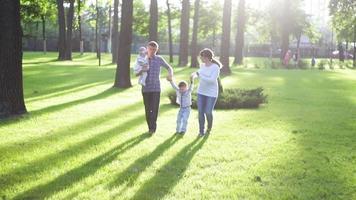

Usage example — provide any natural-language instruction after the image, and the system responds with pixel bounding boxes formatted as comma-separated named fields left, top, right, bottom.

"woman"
left=192, top=48, right=221, bottom=136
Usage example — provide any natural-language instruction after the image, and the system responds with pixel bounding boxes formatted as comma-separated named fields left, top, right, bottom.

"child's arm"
left=169, top=80, right=179, bottom=91
left=188, top=77, right=194, bottom=92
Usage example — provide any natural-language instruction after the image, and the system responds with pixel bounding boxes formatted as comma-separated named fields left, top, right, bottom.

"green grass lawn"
left=0, top=52, right=355, bottom=200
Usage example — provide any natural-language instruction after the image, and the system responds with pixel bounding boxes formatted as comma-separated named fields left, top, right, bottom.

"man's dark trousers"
left=142, top=92, right=160, bottom=132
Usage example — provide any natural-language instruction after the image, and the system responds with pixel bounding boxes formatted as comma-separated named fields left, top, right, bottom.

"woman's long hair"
left=199, top=48, right=223, bottom=69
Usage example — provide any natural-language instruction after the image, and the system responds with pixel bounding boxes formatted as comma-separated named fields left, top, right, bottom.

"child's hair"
left=147, top=41, right=159, bottom=49
left=200, top=48, right=223, bottom=69
left=138, top=46, right=146, bottom=54
left=178, top=81, right=188, bottom=88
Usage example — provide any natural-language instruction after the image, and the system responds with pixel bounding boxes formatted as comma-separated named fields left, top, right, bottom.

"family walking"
left=134, top=41, right=221, bottom=136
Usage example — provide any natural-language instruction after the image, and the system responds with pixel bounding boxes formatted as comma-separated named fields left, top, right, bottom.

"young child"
left=134, top=47, right=149, bottom=86
left=169, top=77, right=194, bottom=134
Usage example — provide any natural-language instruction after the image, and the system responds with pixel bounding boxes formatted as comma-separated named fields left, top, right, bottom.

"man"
left=136, top=41, right=174, bottom=134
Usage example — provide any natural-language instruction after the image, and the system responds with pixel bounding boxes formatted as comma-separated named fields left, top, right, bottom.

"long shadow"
left=129, top=135, right=209, bottom=200
left=12, top=132, right=151, bottom=200
left=23, top=58, right=58, bottom=65
left=0, top=101, right=143, bottom=162
left=25, top=80, right=112, bottom=103
left=0, top=87, right=124, bottom=126
left=107, top=134, right=182, bottom=190
left=0, top=104, right=171, bottom=193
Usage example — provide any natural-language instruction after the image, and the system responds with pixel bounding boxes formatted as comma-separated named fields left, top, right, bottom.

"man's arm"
left=160, top=56, right=173, bottom=81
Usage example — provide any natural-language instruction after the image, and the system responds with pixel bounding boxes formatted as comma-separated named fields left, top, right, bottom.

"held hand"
left=142, top=65, right=149, bottom=72
left=166, top=75, right=173, bottom=82
left=191, top=72, right=198, bottom=79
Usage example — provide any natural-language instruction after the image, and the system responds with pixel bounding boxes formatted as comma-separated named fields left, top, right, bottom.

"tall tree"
left=56, top=0, right=74, bottom=60
left=78, top=0, right=83, bottom=55
left=114, top=0, right=133, bottom=88
left=233, top=0, right=245, bottom=65
left=149, top=0, right=158, bottom=42
left=0, top=0, right=27, bottom=118
left=95, top=0, right=99, bottom=59
left=178, top=0, right=190, bottom=66
left=190, top=0, right=200, bottom=68
left=95, top=0, right=101, bottom=64
left=329, top=0, right=356, bottom=67
left=280, top=0, right=292, bottom=60
left=166, top=0, right=173, bottom=63
left=21, top=0, right=55, bottom=54
left=65, top=0, right=75, bottom=60
left=111, top=0, right=119, bottom=63
left=56, top=0, right=66, bottom=60
left=220, top=0, right=232, bottom=75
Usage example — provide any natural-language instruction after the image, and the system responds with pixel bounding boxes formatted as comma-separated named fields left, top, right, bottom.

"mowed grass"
left=0, top=52, right=355, bottom=200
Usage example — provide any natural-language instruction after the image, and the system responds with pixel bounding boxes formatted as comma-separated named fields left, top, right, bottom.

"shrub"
left=297, top=60, right=309, bottom=69
left=168, top=87, right=268, bottom=110
left=318, top=60, right=326, bottom=70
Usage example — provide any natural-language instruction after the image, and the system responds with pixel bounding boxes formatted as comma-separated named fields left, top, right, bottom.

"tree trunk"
left=330, top=28, right=333, bottom=67
left=96, top=0, right=101, bottom=64
left=220, top=0, right=232, bottom=75
left=178, top=0, right=190, bottom=66
left=190, top=0, right=200, bottom=68
left=353, top=24, right=355, bottom=68
left=0, top=0, right=27, bottom=118
left=166, top=0, right=174, bottom=63
left=233, top=0, right=245, bottom=65
left=95, top=0, right=99, bottom=59
left=212, top=28, right=216, bottom=49
left=41, top=15, right=47, bottom=54
left=57, top=0, right=66, bottom=60
left=280, top=0, right=290, bottom=62
left=111, top=0, right=119, bottom=63
left=114, top=0, right=133, bottom=88
left=338, top=42, right=344, bottom=62
left=281, top=31, right=289, bottom=61
left=78, top=0, right=83, bottom=55
left=108, top=5, right=112, bottom=53
left=149, top=0, right=158, bottom=42
left=65, top=0, right=75, bottom=60
left=34, top=21, right=39, bottom=51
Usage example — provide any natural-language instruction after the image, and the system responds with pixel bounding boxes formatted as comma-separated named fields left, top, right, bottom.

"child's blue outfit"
left=170, top=81, right=194, bottom=133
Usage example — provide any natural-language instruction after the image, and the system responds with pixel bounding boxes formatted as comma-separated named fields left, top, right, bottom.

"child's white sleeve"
left=133, top=59, right=142, bottom=74
left=169, top=81, right=179, bottom=91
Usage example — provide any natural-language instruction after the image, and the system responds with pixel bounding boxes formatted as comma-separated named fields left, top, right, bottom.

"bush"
left=168, top=87, right=268, bottom=110
left=318, top=60, right=326, bottom=70
left=297, top=60, right=309, bottom=69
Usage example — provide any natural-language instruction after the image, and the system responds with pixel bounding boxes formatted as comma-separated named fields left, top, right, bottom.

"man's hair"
left=178, top=81, right=187, bottom=88
left=147, top=41, right=159, bottom=49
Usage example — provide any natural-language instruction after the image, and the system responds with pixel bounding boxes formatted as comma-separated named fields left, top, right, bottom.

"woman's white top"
left=197, top=63, right=220, bottom=98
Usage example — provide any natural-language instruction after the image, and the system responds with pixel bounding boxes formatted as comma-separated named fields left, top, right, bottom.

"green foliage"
left=168, top=88, right=267, bottom=109
left=198, top=0, right=223, bottom=41
left=329, top=0, right=356, bottom=41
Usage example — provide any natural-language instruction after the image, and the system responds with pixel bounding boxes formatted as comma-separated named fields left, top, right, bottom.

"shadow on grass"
left=0, top=87, right=125, bottom=126
left=0, top=105, right=172, bottom=195
left=12, top=132, right=151, bottom=200
left=107, top=134, right=183, bottom=190
left=23, top=58, right=58, bottom=65
left=0, top=101, right=143, bottom=162
left=25, top=80, right=112, bottom=103
left=129, top=135, right=209, bottom=200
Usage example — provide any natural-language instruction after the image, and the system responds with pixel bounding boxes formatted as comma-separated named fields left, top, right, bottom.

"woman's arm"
left=198, top=67, right=220, bottom=83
